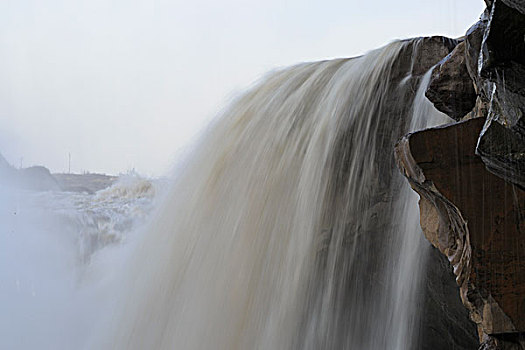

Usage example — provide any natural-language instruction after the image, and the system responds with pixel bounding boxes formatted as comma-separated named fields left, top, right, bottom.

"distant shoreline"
left=2, top=153, right=118, bottom=193
left=52, top=173, right=117, bottom=194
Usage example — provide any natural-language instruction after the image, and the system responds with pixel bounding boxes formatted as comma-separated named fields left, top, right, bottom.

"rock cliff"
left=396, top=1, right=525, bottom=348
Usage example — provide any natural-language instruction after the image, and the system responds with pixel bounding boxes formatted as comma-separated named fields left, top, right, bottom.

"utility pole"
left=68, top=153, right=71, bottom=174
left=19, top=157, right=23, bottom=169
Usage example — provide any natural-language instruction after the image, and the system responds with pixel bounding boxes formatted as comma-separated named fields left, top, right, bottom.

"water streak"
left=97, top=41, right=448, bottom=350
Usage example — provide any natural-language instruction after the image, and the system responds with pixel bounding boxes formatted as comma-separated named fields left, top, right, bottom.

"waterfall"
left=98, top=39, right=448, bottom=350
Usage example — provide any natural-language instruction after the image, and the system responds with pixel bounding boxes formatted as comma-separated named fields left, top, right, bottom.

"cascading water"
left=94, top=39, right=450, bottom=350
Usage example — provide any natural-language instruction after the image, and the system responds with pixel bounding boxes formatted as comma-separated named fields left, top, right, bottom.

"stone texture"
left=480, top=0, right=525, bottom=71
left=479, top=333, right=525, bottom=350
left=387, top=36, right=458, bottom=83
left=477, top=116, right=525, bottom=190
left=395, top=118, right=525, bottom=348
left=394, top=1, right=525, bottom=348
left=425, top=41, right=477, bottom=120
left=464, top=15, right=490, bottom=99
left=475, top=0, right=525, bottom=189
left=420, top=246, right=479, bottom=350
left=501, top=0, right=525, bottom=14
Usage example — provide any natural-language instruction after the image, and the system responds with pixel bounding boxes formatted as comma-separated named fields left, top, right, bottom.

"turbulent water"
left=0, top=176, right=159, bottom=349
left=1, top=39, right=449, bottom=350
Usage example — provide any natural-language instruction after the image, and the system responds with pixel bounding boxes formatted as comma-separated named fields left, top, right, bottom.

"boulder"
left=425, top=41, right=477, bottom=120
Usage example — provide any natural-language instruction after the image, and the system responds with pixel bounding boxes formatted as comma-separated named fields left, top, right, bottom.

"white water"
left=96, top=41, right=447, bottom=349
left=0, top=40, right=448, bottom=350
left=0, top=176, right=159, bottom=349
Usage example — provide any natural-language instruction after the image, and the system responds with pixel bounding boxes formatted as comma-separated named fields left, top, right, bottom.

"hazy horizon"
left=0, top=0, right=485, bottom=176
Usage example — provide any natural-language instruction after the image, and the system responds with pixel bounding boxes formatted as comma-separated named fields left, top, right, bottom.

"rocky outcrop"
left=396, top=36, right=457, bottom=78
left=501, top=0, right=525, bottom=13
left=403, top=2, right=525, bottom=347
left=395, top=118, right=525, bottom=349
left=425, top=41, right=477, bottom=120
left=425, top=0, right=525, bottom=189
left=476, top=0, right=525, bottom=190
left=420, top=246, right=480, bottom=350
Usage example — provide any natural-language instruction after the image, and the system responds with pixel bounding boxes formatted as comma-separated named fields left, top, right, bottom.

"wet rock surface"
left=401, top=2, right=525, bottom=346
left=396, top=118, right=525, bottom=349
left=500, top=0, right=525, bottom=14
left=420, top=247, right=479, bottom=350
left=403, top=36, right=457, bottom=77
left=424, top=0, right=525, bottom=189
left=477, top=117, right=525, bottom=190
left=476, top=0, right=525, bottom=189
left=425, top=41, right=477, bottom=120
left=479, top=333, right=525, bottom=350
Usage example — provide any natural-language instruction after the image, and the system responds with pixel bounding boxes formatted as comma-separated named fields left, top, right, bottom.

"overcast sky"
left=0, top=0, right=485, bottom=176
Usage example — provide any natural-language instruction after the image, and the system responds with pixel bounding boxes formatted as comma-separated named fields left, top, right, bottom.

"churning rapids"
left=1, top=39, right=451, bottom=350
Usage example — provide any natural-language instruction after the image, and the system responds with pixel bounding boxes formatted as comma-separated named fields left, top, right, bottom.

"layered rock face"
left=396, top=119, right=525, bottom=349
left=426, top=0, right=525, bottom=189
left=396, top=1, right=525, bottom=348
left=475, top=0, right=525, bottom=190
